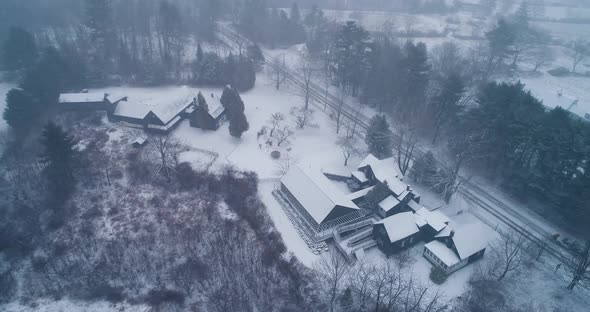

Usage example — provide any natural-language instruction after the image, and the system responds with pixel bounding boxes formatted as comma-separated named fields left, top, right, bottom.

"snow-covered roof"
left=346, top=186, right=374, bottom=201
left=415, top=207, right=449, bottom=232
left=407, top=199, right=422, bottom=212
left=147, top=115, right=182, bottom=131
left=374, top=211, right=420, bottom=243
left=378, top=195, right=401, bottom=212
left=358, top=154, right=408, bottom=196
left=282, top=165, right=359, bottom=224
left=451, top=223, right=489, bottom=260
left=59, top=92, right=105, bottom=103
left=106, top=94, right=127, bottom=104
left=113, top=87, right=196, bottom=124
left=425, top=240, right=461, bottom=267
left=322, top=165, right=352, bottom=179
left=352, top=170, right=368, bottom=183
left=133, top=137, right=147, bottom=145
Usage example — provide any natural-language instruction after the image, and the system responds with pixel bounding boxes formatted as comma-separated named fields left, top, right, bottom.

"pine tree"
left=232, top=57, right=256, bottom=91
left=410, top=151, right=438, bottom=186
left=339, top=287, right=354, bottom=311
left=429, top=72, right=465, bottom=144
left=365, top=115, right=393, bottom=159
left=290, top=3, right=301, bottom=24
left=2, top=27, right=37, bottom=70
left=3, top=89, right=37, bottom=133
left=229, top=111, right=250, bottom=138
left=197, top=91, right=208, bottom=111
left=246, top=43, right=265, bottom=70
left=40, top=122, right=79, bottom=211
left=363, top=181, right=390, bottom=211
left=196, top=43, right=204, bottom=63
left=221, top=86, right=249, bottom=138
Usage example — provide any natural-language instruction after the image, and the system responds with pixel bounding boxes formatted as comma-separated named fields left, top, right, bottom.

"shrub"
left=429, top=266, right=448, bottom=285
left=270, top=150, right=281, bottom=159
left=91, top=285, right=125, bottom=303
left=547, top=67, right=570, bottom=77
left=146, top=288, right=185, bottom=306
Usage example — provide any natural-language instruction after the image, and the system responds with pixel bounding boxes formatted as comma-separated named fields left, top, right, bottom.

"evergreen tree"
left=397, top=41, right=430, bottom=121
left=229, top=111, right=250, bottom=138
left=3, top=88, right=37, bottom=133
left=232, top=57, right=256, bottom=91
left=2, top=27, right=37, bottom=70
left=20, top=48, right=73, bottom=105
left=429, top=72, right=465, bottom=144
left=332, top=21, right=370, bottom=96
left=339, top=287, right=354, bottom=311
left=410, top=151, right=438, bottom=186
left=197, top=91, right=208, bottom=111
left=39, top=122, right=79, bottom=212
left=246, top=43, right=265, bottom=70
left=196, top=43, right=203, bottom=63
left=221, top=86, right=249, bottom=138
left=363, top=181, right=390, bottom=211
left=290, top=3, right=301, bottom=24
left=365, top=115, right=393, bottom=159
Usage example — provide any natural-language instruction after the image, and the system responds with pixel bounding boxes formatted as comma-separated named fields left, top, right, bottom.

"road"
left=217, top=24, right=573, bottom=264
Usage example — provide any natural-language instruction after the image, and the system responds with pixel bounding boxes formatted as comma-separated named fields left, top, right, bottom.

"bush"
left=146, top=288, right=185, bottom=306
left=270, top=150, right=281, bottom=159
left=91, top=285, right=125, bottom=303
left=547, top=67, right=571, bottom=77
left=429, top=266, right=447, bottom=285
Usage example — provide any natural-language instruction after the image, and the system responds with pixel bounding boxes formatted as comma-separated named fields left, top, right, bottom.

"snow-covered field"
left=2, top=299, right=149, bottom=312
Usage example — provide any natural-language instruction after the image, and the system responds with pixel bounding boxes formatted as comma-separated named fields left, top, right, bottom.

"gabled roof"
left=415, top=207, right=450, bottom=232
left=59, top=92, right=105, bottom=103
left=113, top=87, right=196, bottom=124
left=358, top=154, right=408, bottom=196
left=407, top=199, right=422, bottom=212
left=374, top=211, right=420, bottom=243
left=425, top=240, right=461, bottom=267
left=346, top=186, right=374, bottom=201
left=451, top=223, right=489, bottom=260
left=378, top=195, right=401, bottom=212
left=282, top=165, right=359, bottom=224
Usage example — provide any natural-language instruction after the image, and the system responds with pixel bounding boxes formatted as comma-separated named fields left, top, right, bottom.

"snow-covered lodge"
left=58, top=91, right=126, bottom=111
left=281, top=165, right=362, bottom=232
left=278, top=153, right=488, bottom=274
left=58, top=88, right=226, bottom=133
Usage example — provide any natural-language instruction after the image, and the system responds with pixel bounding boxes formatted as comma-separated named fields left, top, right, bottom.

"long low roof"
left=59, top=92, right=105, bottom=103
left=114, top=87, right=196, bottom=124
left=282, top=165, right=359, bottom=224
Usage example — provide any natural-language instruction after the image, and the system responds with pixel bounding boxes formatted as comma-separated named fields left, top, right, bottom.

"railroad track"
left=217, top=24, right=576, bottom=263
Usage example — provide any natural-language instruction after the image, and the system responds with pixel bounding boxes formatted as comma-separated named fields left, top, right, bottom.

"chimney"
left=446, top=230, right=455, bottom=249
left=211, top=93, right=214, bottom=98
left=450, top=230, right=455, bottom=238
left=407, top=185, right=411, bottom=191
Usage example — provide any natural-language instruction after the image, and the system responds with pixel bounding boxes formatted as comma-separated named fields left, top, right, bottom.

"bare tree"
left=267, top=112, right=285, bottom=137
left=337, top=136, right=361, bottom=166
left=526, top=47, right=554, bottom=71
left=291, top=107, right=315, bottom=129
left=275, top=126, right=294, bottom=147
left=274, top=153, right=298, bottom=176
left=565, top=239, right=590, bottom=290
left=396, top=128, right=417, bottom=176
left=489, top=229, right=531, bottom=281
left=331, top=87, right=347, bottom=134
left=148, top=133, right=185, bottom=182
left=571, top=38, right=589, bottom=73
left=316, top=249, right=351, bottom=312
left=269, top=54, right=287, bottom=90
left=296, top=54, right=315, bottom=109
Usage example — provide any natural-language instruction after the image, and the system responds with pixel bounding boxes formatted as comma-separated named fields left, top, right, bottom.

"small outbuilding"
left=189, top=93, right=226, bottom=131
